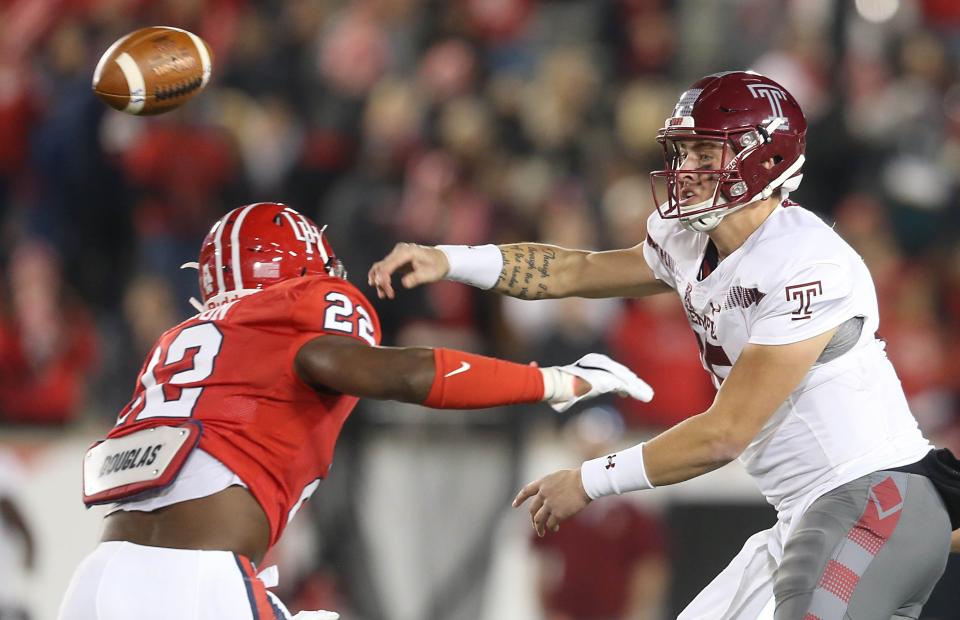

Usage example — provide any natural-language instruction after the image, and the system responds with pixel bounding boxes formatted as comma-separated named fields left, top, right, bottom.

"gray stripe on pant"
left=774, top=471, right=950, bottom=620
left=806, top=475, right=907, bottom=620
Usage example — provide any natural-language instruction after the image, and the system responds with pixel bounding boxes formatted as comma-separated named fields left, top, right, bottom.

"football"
left=92, top=26, right=213, bottom=115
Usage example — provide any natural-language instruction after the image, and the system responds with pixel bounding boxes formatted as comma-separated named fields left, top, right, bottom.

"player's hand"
left=549, top=353, right=654, bottom=412
left=512, top=468, right=591, bottom=537
left=367, top=243, right=449, bottom=299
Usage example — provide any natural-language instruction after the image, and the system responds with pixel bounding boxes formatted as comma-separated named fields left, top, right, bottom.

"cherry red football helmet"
left=650, top=71, right=807, bottom=232
left=191, top=203, right=345, bottom=309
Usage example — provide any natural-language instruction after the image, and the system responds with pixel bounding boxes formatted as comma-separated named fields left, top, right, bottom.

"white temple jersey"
left=642, top=202, right=931, bottom=515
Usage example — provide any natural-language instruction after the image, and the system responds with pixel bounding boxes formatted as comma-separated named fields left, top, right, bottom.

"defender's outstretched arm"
left=294, top=335, right=654, bottom=411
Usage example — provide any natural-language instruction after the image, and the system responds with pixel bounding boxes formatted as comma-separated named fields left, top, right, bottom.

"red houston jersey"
left=108, top=275, right=381, bottom=545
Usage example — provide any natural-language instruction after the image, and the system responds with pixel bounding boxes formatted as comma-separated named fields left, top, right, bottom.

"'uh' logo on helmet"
left=281, top=211, right=326, bottom=257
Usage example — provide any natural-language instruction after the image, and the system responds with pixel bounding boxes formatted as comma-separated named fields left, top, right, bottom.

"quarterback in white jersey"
left=369, top=71, right=960, bottom=619
left=643, top=201, right=930, bottom=519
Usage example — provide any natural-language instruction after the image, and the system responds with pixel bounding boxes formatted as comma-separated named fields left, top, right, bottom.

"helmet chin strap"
left=681, top=193, right=772, bottom=232
left=684, top=212, right=723, bottom=232
left=678, top=190, right=738, bottom=233
left=682, top=202, right=748, bottom=232
left=680, top=153, right=806, bottom=233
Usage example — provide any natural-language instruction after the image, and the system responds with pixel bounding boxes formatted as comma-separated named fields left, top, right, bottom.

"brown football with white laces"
left=92, top=26, right=213, bottom=115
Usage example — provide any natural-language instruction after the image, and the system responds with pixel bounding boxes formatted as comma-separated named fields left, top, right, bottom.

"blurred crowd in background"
left=2, top=0, right=960, bottom=618
left=3, top=0, right=960, bottom=434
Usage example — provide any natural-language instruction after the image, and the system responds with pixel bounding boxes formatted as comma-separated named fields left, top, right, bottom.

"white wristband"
left=436, top=244, right=503, bottom=290
left=580, top=442, right=654, bottom=500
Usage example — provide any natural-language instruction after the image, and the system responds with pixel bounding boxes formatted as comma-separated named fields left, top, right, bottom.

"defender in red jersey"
left=58, top=203, right=654, bottom=620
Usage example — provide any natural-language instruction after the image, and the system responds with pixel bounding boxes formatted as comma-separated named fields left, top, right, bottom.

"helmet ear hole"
left=300, top=267, right=307, bottom=276
left=273, top=214, right=283, bottom=226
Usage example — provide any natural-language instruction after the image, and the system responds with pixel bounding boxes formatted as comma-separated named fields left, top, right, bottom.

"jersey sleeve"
left=290, top=279, right=382, bottom=347
left=642, top=212, right=678, bottom=290
left=749, top=261, right=857, bottom=345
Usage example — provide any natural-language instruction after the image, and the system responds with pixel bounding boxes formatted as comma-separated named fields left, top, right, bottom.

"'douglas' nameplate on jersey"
left=82, top=422, right=201, bottom=506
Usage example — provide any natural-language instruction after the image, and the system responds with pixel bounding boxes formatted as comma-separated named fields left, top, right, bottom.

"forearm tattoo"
left=496, top=245, right=556, bottom=299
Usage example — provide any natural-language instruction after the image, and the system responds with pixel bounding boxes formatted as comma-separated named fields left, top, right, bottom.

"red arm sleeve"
left=423, top=348, right=545, bottom=409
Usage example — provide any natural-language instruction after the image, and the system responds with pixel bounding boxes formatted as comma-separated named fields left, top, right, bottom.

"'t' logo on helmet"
left=746, top=84, right=789, bottom=129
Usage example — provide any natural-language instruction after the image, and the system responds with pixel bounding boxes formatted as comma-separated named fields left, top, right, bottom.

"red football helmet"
left=650, top=71, right=807, bottom=232
left=188, top=203, right=345, bottom=310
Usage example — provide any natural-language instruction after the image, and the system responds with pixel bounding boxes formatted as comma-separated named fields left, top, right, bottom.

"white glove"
left=542, top=353, right=654, bottom=413
left=292, top=612, right=339, bottom=620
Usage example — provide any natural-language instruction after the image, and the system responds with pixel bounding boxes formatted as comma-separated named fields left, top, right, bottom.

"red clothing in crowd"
left=0, top=307, right=96, bottom=424
left=531, top=499, right=665, bottom=620
left=607, top=299, right=715, bottom=429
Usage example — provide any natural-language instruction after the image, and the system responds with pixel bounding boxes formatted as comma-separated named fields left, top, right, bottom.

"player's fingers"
left=513, top=479, right=541, bottom=507
left=377, top=253, right=413, bottom=298
left=371, top=275, right=389, bottom=298
left=533, top=503, right=551, bottom=537
left=626, top=377, right=655, bottom=402
left=375, top=271, right=394, bottom=299
left=368, top=268, right=389, bottom=299
left=384, top=245, right=434, bottom=295
left=376, top=244, right=415, bottom=279
left=547, top=514, right=560, bottom=532
left=526, top=493, right=544, bottom=521
left=366, top=260, right=391, bottom=297
left=401, top=272, right=425, bottom=289
left=367, top=262, right=380, bottom=285
left=366, top=261, right=382, bottom=287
